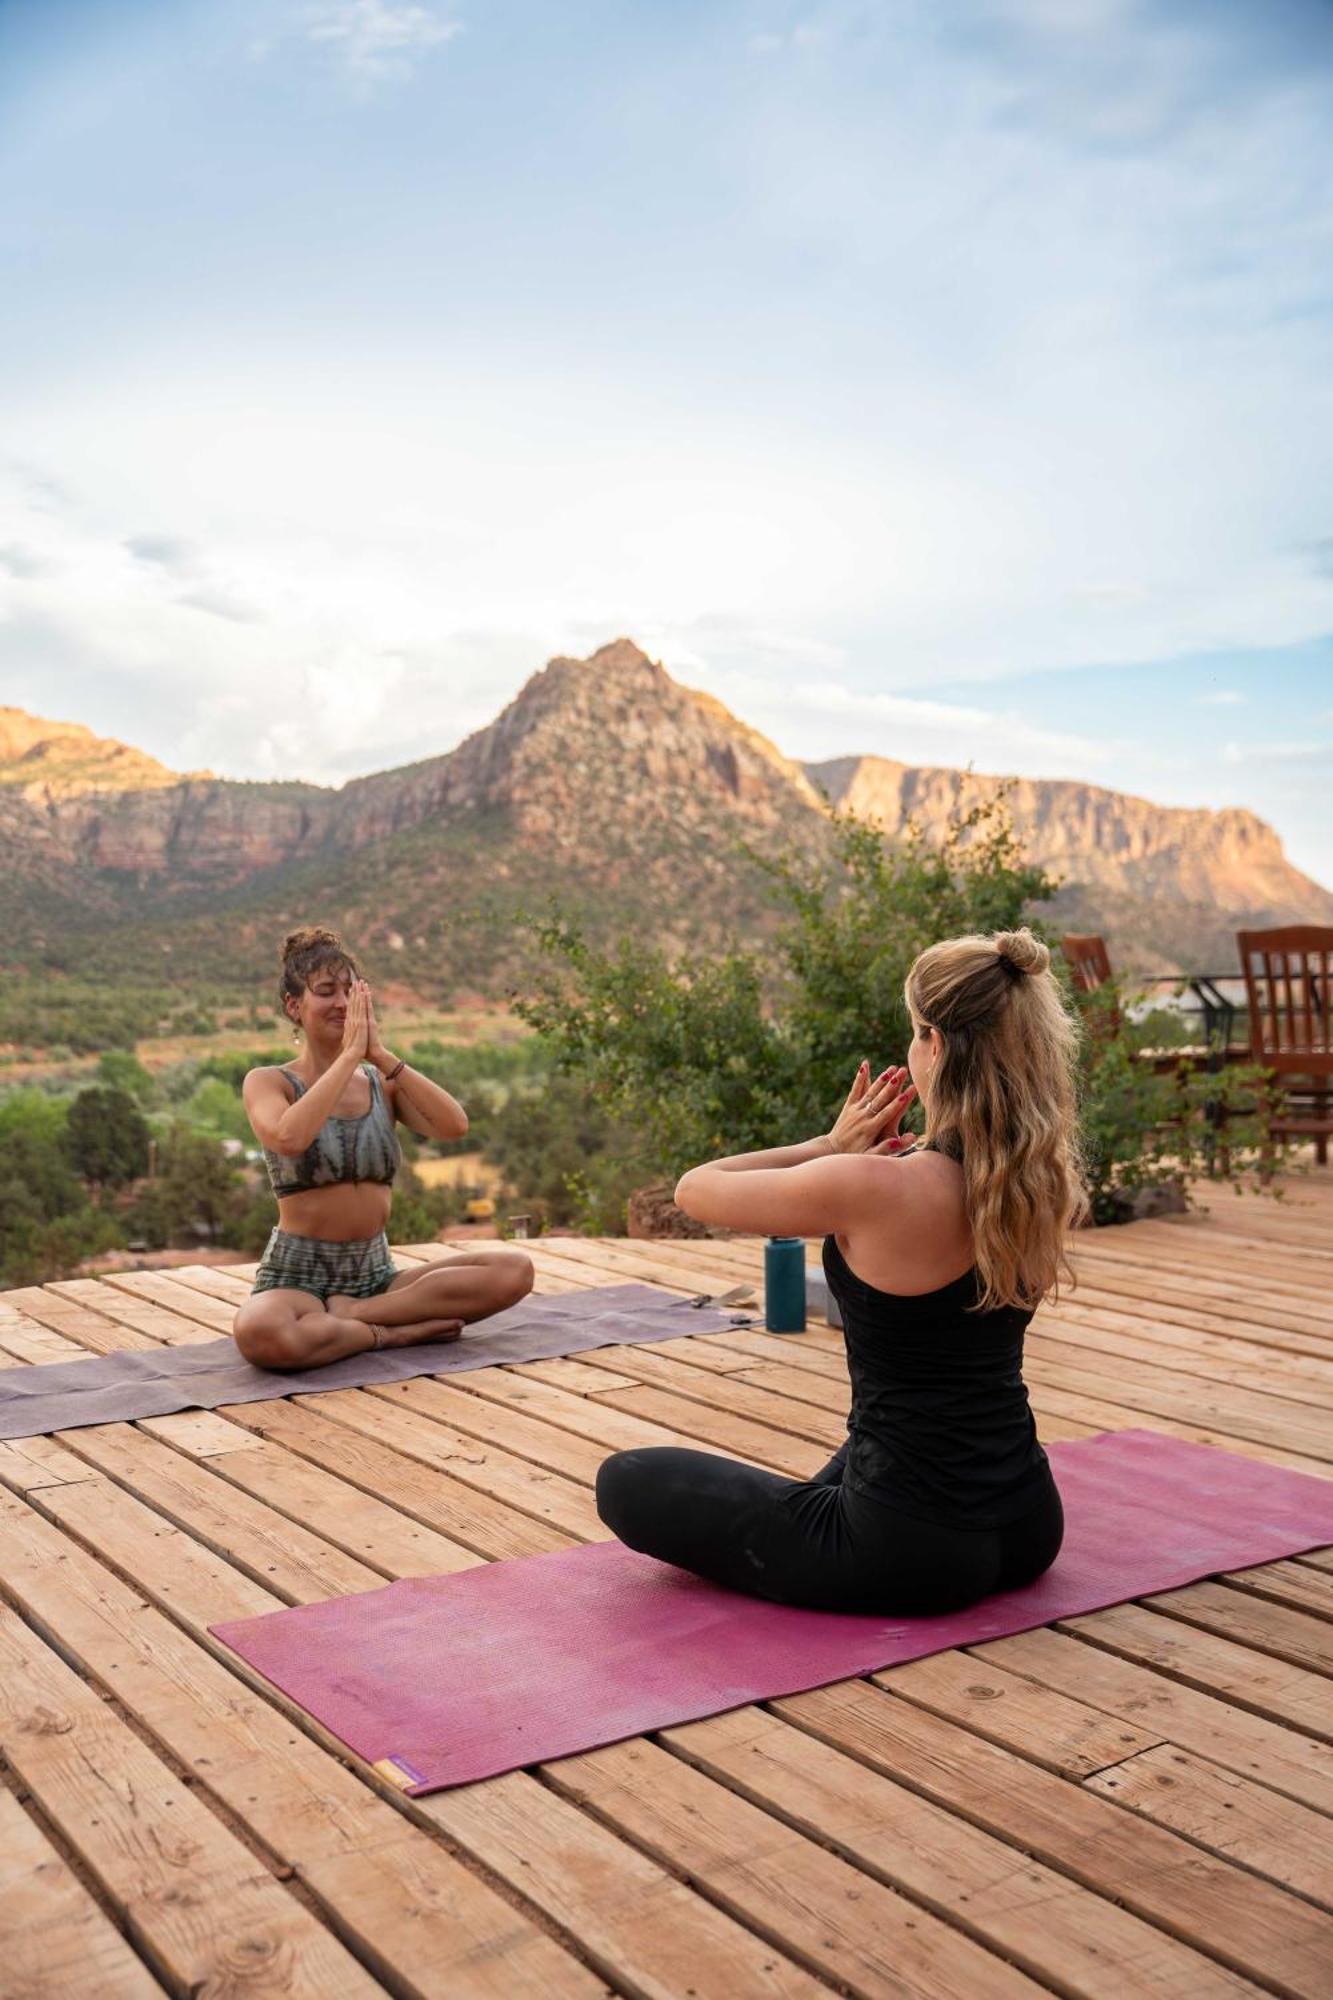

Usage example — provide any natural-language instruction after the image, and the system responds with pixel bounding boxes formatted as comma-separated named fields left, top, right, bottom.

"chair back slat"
left=1236, top=927, right=1333, bottom=1075
left=1061, top=934, right=1112, bottom=995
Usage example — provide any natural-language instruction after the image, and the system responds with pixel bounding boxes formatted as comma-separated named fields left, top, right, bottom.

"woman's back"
left=824, top=1228, right=1050, bottom=1531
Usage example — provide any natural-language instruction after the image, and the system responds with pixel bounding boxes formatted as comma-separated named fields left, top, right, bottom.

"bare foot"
left=367, top=1316, right=464, bottom=1350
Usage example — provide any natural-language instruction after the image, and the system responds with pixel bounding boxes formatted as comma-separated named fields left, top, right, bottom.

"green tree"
left=516, top=797, right=1053, bottom=1180
left=97, top=1050, right=157, bottom=1104
left=0, top=1092, right=123, bottom=1284
left=64, top=1086, right=151, bottom=1193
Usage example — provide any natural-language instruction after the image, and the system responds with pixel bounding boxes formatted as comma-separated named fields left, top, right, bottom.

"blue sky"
left=1, top=0, right=1330, bottom=880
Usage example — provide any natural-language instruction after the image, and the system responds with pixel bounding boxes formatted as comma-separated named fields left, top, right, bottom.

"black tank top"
left=822, top=1233, right=1052, bottom=1529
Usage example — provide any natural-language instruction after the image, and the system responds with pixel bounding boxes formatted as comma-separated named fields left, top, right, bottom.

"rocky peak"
left=339, top=640, right=826, bottom=847
left=0, top=706, right=202, bottom=796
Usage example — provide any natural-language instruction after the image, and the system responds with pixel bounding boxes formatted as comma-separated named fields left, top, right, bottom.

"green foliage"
left=515, top=799, right=1055, bottom=1191
left=196, top=1046, right=292, bottom=1091
left=178, top=1076, right=254, bottom=1144
left=122, top=1124, right=243, bottom=1244
left=384, top=1168, right=462, bottom=1244
left=0, top=1090, right=123, bottom=1284
left=481, top=1070, right=640, bottom=1230
left=64, top=1086, right=151, bottom=1190
left=0, top=979, right=166, bottom=1054
left=97, top=1050, right=158, bottom=1103
left=1073, top=982, right=1274, bottom=1223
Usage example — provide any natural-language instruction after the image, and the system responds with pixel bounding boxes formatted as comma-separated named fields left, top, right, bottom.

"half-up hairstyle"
left=906, top=927, right=1088, bottom=1310
left=278, top=925, right=358, bottom=1022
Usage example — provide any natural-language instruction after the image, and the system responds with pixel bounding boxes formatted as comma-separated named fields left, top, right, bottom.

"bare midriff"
left=274, top=1182, right=394, bottom=1243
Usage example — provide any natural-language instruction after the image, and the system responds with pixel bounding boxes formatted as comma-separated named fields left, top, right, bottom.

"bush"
left=64, top=1086, right=151, bottom=1192
left=515, top=798, right=1054, bottom=1191
left=1074, top=981, right=1274, bottom=1223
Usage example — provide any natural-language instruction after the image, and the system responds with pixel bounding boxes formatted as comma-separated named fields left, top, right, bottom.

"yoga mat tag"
left=764, top=1236, right=807, bottom=1333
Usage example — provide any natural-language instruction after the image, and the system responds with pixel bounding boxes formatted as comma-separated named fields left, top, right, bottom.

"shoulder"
left=242, top=1065, right=295, bottom=1100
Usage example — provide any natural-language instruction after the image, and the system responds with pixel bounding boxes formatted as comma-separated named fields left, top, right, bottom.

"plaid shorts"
left=251, top=1228, right=398, bottom=1303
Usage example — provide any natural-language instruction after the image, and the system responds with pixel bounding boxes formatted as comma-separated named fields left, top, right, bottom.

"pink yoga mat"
left=212, top=1430, right=1333, bottom=1793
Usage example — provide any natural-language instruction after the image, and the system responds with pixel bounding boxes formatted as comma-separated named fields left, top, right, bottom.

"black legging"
left=595, top=1441, right=1064, bottom=1617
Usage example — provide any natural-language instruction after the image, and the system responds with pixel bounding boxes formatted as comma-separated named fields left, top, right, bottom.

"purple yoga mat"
left=0, top=1285, right=746, bottom=1442
left=212, top=1429, right=1333, bottom=1793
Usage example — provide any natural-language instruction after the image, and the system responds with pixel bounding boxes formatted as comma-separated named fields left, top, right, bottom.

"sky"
left=1, top=0, right=1330, bottom=881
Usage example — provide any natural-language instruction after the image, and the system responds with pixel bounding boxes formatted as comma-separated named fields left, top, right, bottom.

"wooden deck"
left=0, top=1176, right=1330, bottom=1997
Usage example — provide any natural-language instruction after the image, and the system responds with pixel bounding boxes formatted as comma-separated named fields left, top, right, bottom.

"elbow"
left=674, top=1169, right=702, bottom=1217
left=451, top=1108, right=469, bottom=1140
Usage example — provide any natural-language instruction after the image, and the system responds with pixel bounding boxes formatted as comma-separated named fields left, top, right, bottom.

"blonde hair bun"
left=995, top=929, right=1049, bottom=977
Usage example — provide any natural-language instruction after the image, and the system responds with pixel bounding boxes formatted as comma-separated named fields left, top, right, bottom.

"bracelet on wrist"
left=385, top=1057, right=407, bottom=1082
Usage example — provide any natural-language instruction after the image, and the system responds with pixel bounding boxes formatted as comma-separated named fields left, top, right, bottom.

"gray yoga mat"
left=0, top=1285, right=752, bottom=1442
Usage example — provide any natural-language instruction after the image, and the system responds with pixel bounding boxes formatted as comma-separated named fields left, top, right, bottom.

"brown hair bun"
left=994, top=928, right=1050, bottom=978
left=277, top=926, right=358, bottom=1018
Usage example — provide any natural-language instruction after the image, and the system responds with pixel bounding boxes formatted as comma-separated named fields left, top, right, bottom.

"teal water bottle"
left=765, top=1236, right=807, bottom=1334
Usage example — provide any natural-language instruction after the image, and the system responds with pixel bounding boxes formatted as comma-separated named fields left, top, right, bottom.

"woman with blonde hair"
left=234, top=926, right=534, bottom=1370
left=595, top=928, right=1087, bottom=1615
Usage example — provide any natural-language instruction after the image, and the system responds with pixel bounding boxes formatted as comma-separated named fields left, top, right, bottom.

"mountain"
left=807, top=757, right=1333, bottom=972
left=2, top=641, right=1328, bottom=1002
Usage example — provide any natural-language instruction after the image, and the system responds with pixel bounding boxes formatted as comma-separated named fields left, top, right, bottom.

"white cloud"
left=1197, top=689, right=1246, bottom=706
left=302, top=1, right=462, bottom=83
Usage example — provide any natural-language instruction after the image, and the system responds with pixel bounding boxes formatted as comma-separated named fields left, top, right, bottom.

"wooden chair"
left=1236, top=927, right=1333, bottom=1166
left=1061, top=934, right=1113, bottom=996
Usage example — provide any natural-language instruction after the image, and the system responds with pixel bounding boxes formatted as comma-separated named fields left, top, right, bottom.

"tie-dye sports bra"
left=262, top=1064, right=401, bottom=1198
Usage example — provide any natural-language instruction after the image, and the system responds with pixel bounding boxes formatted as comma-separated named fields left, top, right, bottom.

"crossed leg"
left=233, top=1247, right=535, bottom=1372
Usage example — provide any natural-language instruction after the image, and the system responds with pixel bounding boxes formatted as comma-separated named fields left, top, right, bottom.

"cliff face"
left=2, top=646, right=1328, bottom=982
left=807, top=757, right=1333, bottom=925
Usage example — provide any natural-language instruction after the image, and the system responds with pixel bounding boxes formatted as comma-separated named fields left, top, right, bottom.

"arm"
left=379, top=1059, right=469, bottom=1142
left=243, top=1048, right=364, bottom=1155
left=675, top=1063, right=916, bottom=1231
left=365, top=991, right=468, bottom=1141
left=244, top=980, right=377, bottom=1152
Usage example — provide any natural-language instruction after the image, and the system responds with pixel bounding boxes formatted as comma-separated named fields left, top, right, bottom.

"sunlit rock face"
left=3, top=645, right=1329, bottom=977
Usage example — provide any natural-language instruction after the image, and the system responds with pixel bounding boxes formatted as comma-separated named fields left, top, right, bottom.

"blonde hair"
left=905, top=927, right=1087, bottom=1310
left=277, top=925, right=358, bottom=1020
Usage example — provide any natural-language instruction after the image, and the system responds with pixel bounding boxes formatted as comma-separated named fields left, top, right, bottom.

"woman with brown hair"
left=595, top=927, right=1087, bottom=1615
left=233, top=927, right=533, bottom=1370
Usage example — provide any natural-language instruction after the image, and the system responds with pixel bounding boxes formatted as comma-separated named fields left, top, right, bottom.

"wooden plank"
left=1023, top=1380, right=1333, bottom=1478
left=584, top=1381, right=827, bottom=1478
left=972, top=1626, right=1333, bottom=1814
left=53, top=1422, right=388, bottom=1602
left=0, top=1287, right=155, bottom=1355
left=46, top=1277, right=215, bottom=1349
left=0, top=1600, right=382, bottom=1997
left=546, top=1737, right=1042, bottom=1998
left=1, top=1486, right=825, bottom=1999
left=1023, top=1350, right=1333, bottom=1461
left=219, top=1396, right=577, bottom=1559
left=299, top=1388, right=609, bottom=1542
left=872, top=1649, right=1165, bottom=1778
left=0, top=1437, right=102, bottom=1493
left=416, top=1770, right=831, bottom=2000
left=0, top=1490, right=607, bottom=1998
left=0, top=1311, right=86, bottom=1364
left=1139, top=1578, right=1333, bottom=1678
left=1047, top=1292, right=1333, bottom=1363
left=1030, top=1311, right=1333, bottom=1405
left=0, top=1783, right=164, bottom=1999
left=1057, top=1601, right=1333, bottom=1738
left=1087, top=1746, right=1333, bottom=1910
left=141, top=1411, right=484, bottom=1578
left=450, top=1362, right=787, bottom=1471
left=571, top=1346, right=847, bottom=1446
left=364, top=1377, right=614, bottom=1486
left=768, top=1680, right=1333, bottom=1996
left=668, top=1705, right=1260, bottom=1998
left=97, top=1269, right=237, bottom=1334
left=1221, top=1556, right=1333, bottom=1619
